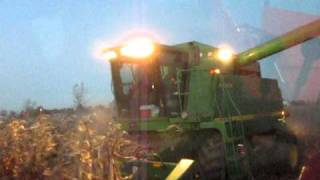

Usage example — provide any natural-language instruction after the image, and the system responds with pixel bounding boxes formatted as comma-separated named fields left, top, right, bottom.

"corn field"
left=0, top=110, right=141, bottom=180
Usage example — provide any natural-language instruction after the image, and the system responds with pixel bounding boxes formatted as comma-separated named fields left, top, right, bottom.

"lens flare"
left=217, top=48, right=234, bottom=64
left=101, top=50, right=117, bottom=61
left=120, top=37, right=154, bottom=58
left=91, top=39, right=116, bottom=62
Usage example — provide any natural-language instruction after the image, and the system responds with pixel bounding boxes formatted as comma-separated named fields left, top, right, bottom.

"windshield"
left=118, top=62, right=159, bottom=118
left=119, top=64, right=137, bottom=95
left=113, top=50, right=186, bottom=118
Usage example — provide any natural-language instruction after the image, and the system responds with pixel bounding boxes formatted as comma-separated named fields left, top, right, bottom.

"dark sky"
left=0, top=0, right=319, bottom=110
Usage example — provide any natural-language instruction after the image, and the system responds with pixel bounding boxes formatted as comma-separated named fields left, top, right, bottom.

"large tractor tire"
left=197, top=132, right=226, bottom=180
left=251, top=131, right=303, bottom=179
left=272, top=131, right=304, bottom=175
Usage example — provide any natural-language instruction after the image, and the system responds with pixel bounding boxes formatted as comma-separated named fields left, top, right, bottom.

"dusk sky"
left=0, top=0, right=319, bottom=111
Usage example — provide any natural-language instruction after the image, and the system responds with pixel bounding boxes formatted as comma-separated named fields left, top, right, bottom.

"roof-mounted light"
left=216, top=47, right=234, bottom=64
left=120, top=37, right=154, bottom=59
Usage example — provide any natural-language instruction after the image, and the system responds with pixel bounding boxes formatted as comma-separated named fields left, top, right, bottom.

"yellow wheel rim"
left=289, top=145, right=298, bottom=168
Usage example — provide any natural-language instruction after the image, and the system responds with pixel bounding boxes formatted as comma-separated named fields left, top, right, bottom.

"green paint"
left=237, top=19, right=320, bottom=65
left=109, top=19, right=320, bottom=179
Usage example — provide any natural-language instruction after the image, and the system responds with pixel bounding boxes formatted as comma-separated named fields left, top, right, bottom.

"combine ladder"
left=220, top=76, right=252, bottom=179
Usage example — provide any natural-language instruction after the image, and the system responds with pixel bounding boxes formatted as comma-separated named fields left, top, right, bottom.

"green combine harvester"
left=103, top=19, right=320, bottom=179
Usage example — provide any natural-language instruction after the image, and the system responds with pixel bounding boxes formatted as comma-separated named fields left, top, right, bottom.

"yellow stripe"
left=215, top=111, right=283, bottom=122
left=166, top=159, right=194, bottom=180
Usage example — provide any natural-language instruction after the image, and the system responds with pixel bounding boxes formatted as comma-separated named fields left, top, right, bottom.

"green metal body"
left=237, top=19, right=320, bottom=66
left=109, top=19, right=320, bottom=179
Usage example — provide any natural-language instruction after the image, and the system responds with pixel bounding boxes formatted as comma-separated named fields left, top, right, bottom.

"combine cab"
left=105, top=19, right=320, bottom=179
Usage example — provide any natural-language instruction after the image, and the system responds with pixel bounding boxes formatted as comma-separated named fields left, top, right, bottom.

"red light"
left=209, top=68, right=221, bottom=75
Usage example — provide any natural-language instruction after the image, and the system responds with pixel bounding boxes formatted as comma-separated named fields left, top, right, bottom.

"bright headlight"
left=217, top=48, right=234, bottom=64
left=120, top=37, right=154, bottom=59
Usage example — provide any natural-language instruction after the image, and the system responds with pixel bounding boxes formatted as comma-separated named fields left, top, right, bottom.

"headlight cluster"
left=216, top=48, right=234, bottom=64
left=101, top=37, right=155, bottom=61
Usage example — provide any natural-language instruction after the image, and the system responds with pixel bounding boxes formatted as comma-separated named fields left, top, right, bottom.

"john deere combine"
left=104, top=19, right=320, bottom=179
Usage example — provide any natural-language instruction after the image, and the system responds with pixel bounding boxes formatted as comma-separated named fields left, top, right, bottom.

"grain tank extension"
left=105, top=19, right=320, bottom=179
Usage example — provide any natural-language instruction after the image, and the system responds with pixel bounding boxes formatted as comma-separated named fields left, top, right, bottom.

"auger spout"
left=236, top=19, right=320, bottom=66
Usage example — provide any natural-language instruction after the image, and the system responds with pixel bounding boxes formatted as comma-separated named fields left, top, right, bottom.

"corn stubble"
left=0, top=111, right=141, bottom=180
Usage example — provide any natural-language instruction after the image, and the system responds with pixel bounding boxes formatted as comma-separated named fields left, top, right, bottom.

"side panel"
left=186, top=68, right=284, bottom=118
left=187, top=67, right=218, bottom=117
